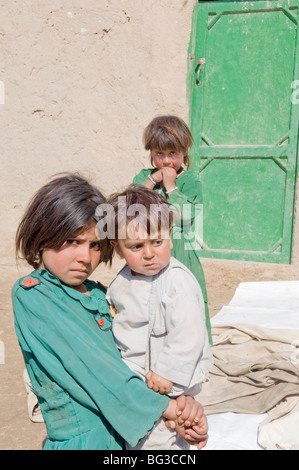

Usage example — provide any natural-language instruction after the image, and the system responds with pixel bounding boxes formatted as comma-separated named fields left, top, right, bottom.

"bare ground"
left=1, top=258, right=298, bottom=450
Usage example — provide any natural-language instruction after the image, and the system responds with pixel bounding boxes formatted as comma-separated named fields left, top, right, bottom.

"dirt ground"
left=1, top=257, right=298, bottom=450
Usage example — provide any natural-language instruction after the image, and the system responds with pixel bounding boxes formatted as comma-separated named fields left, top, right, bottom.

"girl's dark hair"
left=16, top=173, right=112, bottom=268
left=143, top=115, right=194, bottom=169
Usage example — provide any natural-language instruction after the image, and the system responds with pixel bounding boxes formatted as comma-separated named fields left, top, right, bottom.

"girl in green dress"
left=133, top=115, right=212, bottom=344
left=12, top=173, right=208, bottom=450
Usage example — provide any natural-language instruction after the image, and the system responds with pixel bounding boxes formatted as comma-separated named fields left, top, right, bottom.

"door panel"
left=201, top=158, right=285, bottom=252
left=188, top=0, right=299, bottom=263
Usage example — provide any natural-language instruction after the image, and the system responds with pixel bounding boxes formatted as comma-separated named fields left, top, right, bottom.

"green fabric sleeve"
left=12, top=283, right=170, bottom=447
left=133, top=169, right=152, bottom=186
left=168, top=172, right=202, bottom=205
left=167, top=173, right=203, bottom=226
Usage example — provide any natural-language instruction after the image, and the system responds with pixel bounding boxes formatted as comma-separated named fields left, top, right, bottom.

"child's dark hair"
left=97, top=185, right=173, bottom=249
left=16, top=173, right=113, bottom=268
left=143, top=115, right=193, bottom=169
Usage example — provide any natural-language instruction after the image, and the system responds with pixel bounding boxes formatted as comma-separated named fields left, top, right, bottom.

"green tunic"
left=12, top=269, right=170, bottom=450
left=133, top=169, right=212, bottom=344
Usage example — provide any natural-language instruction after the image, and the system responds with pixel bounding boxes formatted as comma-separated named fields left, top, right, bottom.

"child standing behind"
left=133, top=115, right=212, bottom=344
left=100, top=186, right=213, bottom=450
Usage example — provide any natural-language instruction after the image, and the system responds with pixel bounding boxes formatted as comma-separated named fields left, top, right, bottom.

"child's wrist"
left=147, top=174, right=158, bottom=186
left=165, top=186, right=178, bottom=195
left=145, top=179, right=155, bottom=189
left=162, top=399, right=177, bottom=421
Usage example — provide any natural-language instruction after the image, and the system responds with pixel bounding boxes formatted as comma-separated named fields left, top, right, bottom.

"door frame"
left=187, top=0, right=299, bottom=264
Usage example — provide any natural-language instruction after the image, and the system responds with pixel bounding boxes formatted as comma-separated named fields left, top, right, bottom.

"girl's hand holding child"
left=146, top=370, right=209, bottom=449
left=163, top=395, right=209, bottom=450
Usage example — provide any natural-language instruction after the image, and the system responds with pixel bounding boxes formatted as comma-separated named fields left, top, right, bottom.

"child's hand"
left=163, top=396, right=209, bottom=450
left=184, top=417, right=209, bottom=450
left=168, top=417, right=208, bottom=450
left=145, top=170, right=163, bottom=189
left=161, top=167, right=177, bottom=192
left=145, top=370, right=173, bottom=394
left=152, top=169, right=163, bottom=183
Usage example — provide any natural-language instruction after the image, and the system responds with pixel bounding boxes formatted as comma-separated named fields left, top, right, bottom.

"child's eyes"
left=130, top=244, right=142, bottom=251
left=66, top=239, right=78, bottom=245
left=126, top=240, right=163, bottom=250
left=129, top=240, right=163, bottom=249
left=153, top=151, right=177, bottom=158
left=152, top=151, right=163, bottom=158
left=65, top=239, right=102, bottom=250
left=90, top=241, right=102, bottom=250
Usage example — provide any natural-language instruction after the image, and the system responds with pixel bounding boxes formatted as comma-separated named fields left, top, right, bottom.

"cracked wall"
left=0, top=0, right=195, bottom=265
left=0, top=0, right=298, bottom=268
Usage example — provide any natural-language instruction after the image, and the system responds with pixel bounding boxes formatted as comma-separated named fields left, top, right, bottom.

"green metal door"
left=187, top=0, right=299, bottom=263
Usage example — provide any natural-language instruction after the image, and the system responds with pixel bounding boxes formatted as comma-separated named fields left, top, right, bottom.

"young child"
left=101, top=186, right=213, bottom=450
left=133, top=115, right=212, bottom=344
left=12, top=173, right=208, bottom=450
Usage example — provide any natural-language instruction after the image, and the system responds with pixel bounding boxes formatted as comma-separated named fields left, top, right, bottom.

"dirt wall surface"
left=0, top=0, right=298, bottom=450
left=0, top=0, right=195, bottom=264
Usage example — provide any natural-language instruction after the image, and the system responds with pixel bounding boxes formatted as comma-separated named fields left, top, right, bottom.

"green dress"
left=12, top=269, right=170, bottom=450
left=133, top=169, right=212, bottom=344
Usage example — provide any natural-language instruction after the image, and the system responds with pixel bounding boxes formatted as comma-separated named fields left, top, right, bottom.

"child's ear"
left=111, top=241, right=124, bottom=259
